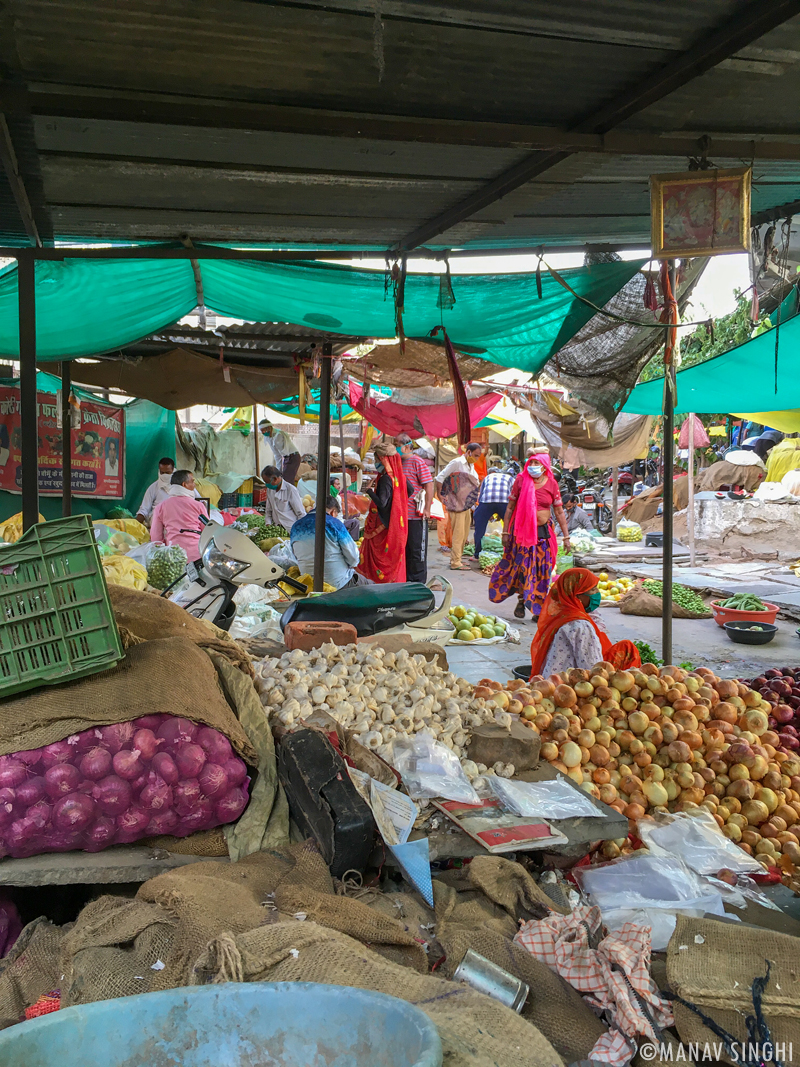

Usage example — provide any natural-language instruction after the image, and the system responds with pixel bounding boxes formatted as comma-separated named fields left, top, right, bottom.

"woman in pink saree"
left=488, top=454, right=571, bottom=620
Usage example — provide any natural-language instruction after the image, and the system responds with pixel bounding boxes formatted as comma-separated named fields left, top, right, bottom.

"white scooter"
left=167, top=518, right=306, bottom=630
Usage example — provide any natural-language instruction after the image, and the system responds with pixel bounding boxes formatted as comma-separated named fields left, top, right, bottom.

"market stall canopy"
left=0, top=257, right=644, bottom=375
left=347, top=381, right=501, bottom=439
left=342, top=339, right=508, bottom=388
left=71, top=348, right=300, bottom=410
left=623, top=312, right=800, bottom=416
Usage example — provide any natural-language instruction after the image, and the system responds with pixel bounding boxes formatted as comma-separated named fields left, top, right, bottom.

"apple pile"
left=511, top=661, right=800, bottom=868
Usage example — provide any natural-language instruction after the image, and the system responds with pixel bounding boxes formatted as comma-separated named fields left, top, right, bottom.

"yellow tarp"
left=94, top=517, right=149, bottom=543
left=765, top=437, right=800, bottom=482
left=195, top=477, right=222, bottom=508
left=101, top=554, right=148, bottom=590
left=733, top=409, right=800, bottom=434
left=0, top=512, right=44, bottom=543
left=219, top=406, right=254, bottom=432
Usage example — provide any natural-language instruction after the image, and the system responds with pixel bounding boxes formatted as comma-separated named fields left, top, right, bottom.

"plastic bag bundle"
left=391, top=731, right=480, bottom=804
left=616, top=518, right=642, bottom=542
left=101, top=554, right=149, bottom=590
left=146, top=545, right=188, bottom=590
left=0, top=715, right=250, bottom=859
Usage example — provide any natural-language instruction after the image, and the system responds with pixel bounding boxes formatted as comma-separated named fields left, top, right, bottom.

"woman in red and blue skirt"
left=488, top=453, right=571, bottom=621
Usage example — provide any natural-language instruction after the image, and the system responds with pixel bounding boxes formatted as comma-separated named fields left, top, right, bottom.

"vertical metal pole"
left=661, top=261, right=676, bottom=666
left=337, top=402, right=349, bottom=518
left=313, top=343, right=333, bottom=591
left=18, top=251, right=38, bottom=531
left=611, top=466, right=619, bottom=537
left=61, top=360, right=72, bottom=516
left=687, top=413, right=696, bottom=566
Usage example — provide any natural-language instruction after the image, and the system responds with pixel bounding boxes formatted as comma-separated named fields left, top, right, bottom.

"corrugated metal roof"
left=1, top=0, right=799, bottom=250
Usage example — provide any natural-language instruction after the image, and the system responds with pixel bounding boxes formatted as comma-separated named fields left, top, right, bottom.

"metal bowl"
left=724, top=620, right=778, bottom=645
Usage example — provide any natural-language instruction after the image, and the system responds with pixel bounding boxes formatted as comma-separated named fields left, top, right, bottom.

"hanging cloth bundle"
left=430, top=325, right=470, bottom=446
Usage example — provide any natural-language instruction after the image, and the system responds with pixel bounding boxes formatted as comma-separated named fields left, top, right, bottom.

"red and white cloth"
left=514, top=905, right=673, bottom=1067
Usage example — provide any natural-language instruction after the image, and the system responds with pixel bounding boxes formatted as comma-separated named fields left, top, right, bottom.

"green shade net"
left=269, top=385, right=391, bottom=421
left=0, top=257, right=645, bottom=375
left=624, top=291, right=800, bottom=416
left=0, top=371, right=175, bottom=523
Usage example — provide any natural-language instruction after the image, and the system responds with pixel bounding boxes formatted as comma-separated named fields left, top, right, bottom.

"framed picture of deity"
left=650, top=167, right=751, bottom=259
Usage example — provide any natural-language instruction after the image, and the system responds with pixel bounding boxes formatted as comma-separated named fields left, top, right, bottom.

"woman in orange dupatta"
left=358, top=442, right=409, bottom=583
left=530, top=567, right=640, bottom=678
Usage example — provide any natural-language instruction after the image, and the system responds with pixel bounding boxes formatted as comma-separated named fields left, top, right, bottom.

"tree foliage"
left=638, top=293, right=763, bottom=383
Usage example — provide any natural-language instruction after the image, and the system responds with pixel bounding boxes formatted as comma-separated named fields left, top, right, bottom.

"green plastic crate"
left=0, top=515, right=123, bottom=698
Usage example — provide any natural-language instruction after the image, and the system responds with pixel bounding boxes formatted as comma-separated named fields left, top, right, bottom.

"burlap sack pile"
left=0, top=918, right=64, bottom=1028
left=60, top=897, right=175, bottom=1007
left=620, top=582, right=711, bottom=620
left=56, top=842, right=427, bottom=1006
left=0, top=636, right=256, bottom=760
left=430, top=857, right=608, bottom=1064
left=108, top=585, right=253, bottom=676
left=667, top=915, right=800, bottom=1052
left=193, top=920, right=565, bottom=1067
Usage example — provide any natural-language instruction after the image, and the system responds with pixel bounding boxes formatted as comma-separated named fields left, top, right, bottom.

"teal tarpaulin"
left=0, top=257, right=645, bottom=375
left=623, top=294, right=800, bottom=416
left=0, top=372, right=175, bottom=523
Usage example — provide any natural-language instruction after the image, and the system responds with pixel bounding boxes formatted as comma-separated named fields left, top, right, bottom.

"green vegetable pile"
left=633, top=640, right=694, bottom=671
left=720, top=593, right=768, bottom=611
left=233, top=515, right=290, bottom=544
left=480, top=535, right=503, bottom=554
left=479, top=550, right=502, bottom=571
left=642, top=579, right=707, bottom=615
left=105, top=506, right=133, bottom=519
left=556, top=546, right=574, bottom=575
left=147, top=545, right=188, bottom=590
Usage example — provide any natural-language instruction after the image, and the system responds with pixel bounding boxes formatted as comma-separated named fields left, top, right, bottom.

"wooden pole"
left=611, top=466, right=619, bottom=536
left=687, top=413, right=696, bottom=566
left=252, top=403, right=260, bottom=477
left=18, top=251, right=38, bottom=532
left=313, top=344, right=333, bottom=591
left=337, top=402, right=349, bottom=518
left=61, top=361, right=72, bottom=516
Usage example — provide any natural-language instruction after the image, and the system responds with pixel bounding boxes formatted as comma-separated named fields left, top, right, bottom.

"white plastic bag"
left=391, top=731, right=480, bottom=804
left=637, top=810, right=762, bottom=876
left=490, top=775, right=603, bottom=819
left=268, top=540, right=297, bottom=572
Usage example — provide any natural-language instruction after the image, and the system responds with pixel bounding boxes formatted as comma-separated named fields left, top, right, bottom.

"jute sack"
left=431, top=857, right=605, bottom=1063
left=0, top=918, right=64, bottom=1028
left=193, top=920, right=565, bottom=1067
left=135, top=841, right=426, bottom=990
left=619, top=582, right=711, bottom=620
left=108, top=585, right=253, bottom=675
left=0, top=636, right=256, bottom=760
left=667, top=915, right=800, bottom=1052
left=60, top=896, right=175, bottom=1007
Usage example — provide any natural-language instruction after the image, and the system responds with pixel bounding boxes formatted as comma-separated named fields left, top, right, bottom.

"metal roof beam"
left=0, top=113, right=40, bottom=246
left=396, top=0, right=800, bottom=251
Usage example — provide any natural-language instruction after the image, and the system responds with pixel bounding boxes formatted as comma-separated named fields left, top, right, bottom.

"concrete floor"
left=433, top=541, right=800, bottom=682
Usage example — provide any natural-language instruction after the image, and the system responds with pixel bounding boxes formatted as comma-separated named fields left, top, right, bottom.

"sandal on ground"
left=449, top=564, right=471, bottom=571
left=514, top=601, right=526, bottom=619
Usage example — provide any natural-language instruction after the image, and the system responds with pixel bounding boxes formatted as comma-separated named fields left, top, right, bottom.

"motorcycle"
left=579, top=482, right=613, bottom=535
left=166, top=518, right=307, bottom=631
left=167, top=518, right=456, bottom=645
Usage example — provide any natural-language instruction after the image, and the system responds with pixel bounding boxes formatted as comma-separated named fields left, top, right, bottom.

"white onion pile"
left=254, top=643, right=516, bottom=783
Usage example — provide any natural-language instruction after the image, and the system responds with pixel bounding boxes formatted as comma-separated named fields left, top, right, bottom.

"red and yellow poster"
left=0, top=387, right=125, bottom=498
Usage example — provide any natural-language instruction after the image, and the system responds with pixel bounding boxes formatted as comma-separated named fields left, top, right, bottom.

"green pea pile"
left=642, top=579, right=707, bottom=615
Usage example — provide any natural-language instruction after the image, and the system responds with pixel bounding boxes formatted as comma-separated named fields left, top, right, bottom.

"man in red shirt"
left=394, top=434, right=434, bottom=583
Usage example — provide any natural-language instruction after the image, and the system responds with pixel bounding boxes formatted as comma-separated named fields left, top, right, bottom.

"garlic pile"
left=254, top=642, right=512, bottom=775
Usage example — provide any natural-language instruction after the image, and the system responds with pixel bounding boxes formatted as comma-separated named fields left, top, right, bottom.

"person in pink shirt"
left=150, top=470, right=207, bottom=561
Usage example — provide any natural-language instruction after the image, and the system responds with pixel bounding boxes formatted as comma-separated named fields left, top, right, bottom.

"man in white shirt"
left=136, top=457, right=175, bottom=524
left=435, top=442, right=482, bottom=570
left=260, top=419, right=301, bottom=484
left=261, top=464, right=306, bottom=531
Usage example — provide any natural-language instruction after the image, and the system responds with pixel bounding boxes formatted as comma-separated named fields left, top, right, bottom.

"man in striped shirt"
left=473, top=467, right=514, bottom=556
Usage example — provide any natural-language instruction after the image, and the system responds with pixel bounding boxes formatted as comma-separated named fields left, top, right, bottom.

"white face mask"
left=529, top=465, right=543, bottom=478
left=158, top=471, right=172, bottom=484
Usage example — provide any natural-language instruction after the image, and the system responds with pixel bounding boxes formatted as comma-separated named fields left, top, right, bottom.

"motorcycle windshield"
left=281, top=582, right=435, bottom=636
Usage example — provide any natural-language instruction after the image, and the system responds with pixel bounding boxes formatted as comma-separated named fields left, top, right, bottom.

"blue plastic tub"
left=0, top=982, right=442, bottom=1067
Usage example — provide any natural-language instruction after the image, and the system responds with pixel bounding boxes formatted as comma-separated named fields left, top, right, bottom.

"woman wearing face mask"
left=529, top=567, right=641, bottom=677
left=358, top=442, right=409, bottom=582
left=489, top=453, right=569, bottom=620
